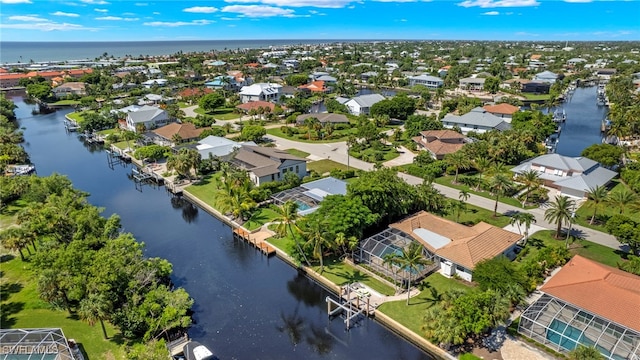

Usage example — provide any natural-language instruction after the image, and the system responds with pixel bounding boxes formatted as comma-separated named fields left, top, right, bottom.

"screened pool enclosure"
left=518, top=294, right=640, bottom=360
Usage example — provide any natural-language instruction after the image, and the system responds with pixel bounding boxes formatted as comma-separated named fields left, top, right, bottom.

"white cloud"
left=458, top=0, right=539, bottom=7
left=224, top=0, right=354, bottom=8
left=50, top=11, right=80, bottom=17
left=80, top=0, right=109, bottom=4
left=143, top=19, right=214, bottom=27
left=135, top=2, right=148, bottom=5
left=221, top=17, right=241, bottom=20
left=222, top=4, right=295, bottom=17
left=96, top=16, right=139, bottom=21
left=94, top=8, right=108, bottom=12
left=152, top=11, right=160, bottom=15
left=183, top=6, right=219, bottom=13
left=0, top=0, right=32, bottom=3
left=482, top=10, right=500, bottom=14
left=9, top=15, right=49, bottom=21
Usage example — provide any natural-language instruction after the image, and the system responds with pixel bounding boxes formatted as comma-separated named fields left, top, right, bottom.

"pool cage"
left=0, top=328, right=77, bottom=360
left=355, top=228, right=438, bottom=283
left=518, top=294, right=640, bottom=360
left=271, top=187, right=319, bottom=211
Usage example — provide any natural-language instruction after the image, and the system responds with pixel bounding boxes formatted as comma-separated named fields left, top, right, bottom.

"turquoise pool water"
left=295, top=200, right=312, bottom=211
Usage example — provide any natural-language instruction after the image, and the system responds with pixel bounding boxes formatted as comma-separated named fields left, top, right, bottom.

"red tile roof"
left=178, top=88, right=213, bottom=98
left=483, top=103, right=520, bottom=115
left=541, top=255, right=640, bottom=332
left=153, top=122, right=206, bottom=141
left=298, top=80, right=327, bottom=92
left=236, top=101, right=277, bottom=112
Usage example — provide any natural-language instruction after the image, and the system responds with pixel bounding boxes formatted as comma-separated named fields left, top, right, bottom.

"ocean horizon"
left=0, top=39, right=377, bottom=64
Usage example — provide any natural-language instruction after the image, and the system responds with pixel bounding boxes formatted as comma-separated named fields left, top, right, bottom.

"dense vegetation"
left=0, top=95, right=29, bottom=170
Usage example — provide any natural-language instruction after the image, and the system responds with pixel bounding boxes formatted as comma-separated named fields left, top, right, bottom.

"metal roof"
left=301, top=176, right=347, bottom=196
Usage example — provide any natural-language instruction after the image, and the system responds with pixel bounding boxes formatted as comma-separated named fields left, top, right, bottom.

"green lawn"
left=522, top=94, right=551, bottom=101
left=48, top=100, right=81, bottom=106
left=307, top=159, right=349, bottom=174
left=434, top=175, right=537, bottom=209
left=443, top=203, right=512, bottom=228
left=184, top=174, right=222, bottom=211
left=312, top=259, right=395, bottom=296
left=574, top=181, right=640, bottom=231
left=0, top=199, right=28, bottom=230
left=1, top=256, right=126, bottom=360
left=284, top=148, right=310, bottom=159
left=212, top=108, right=242, bottom=121
left=377, top=273, right=473, bottom=335
left=66, top=111, right=85, bottom=123
left=244, top=206, right=280, bottom=231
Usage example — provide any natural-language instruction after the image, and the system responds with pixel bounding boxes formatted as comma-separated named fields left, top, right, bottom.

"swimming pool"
left=295, top=200, right=312, bottom=211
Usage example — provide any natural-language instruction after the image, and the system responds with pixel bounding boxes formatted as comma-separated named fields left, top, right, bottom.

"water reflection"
left=287, top=272, right=324, bottom=307
left=170, top=196, right=199, bottom=224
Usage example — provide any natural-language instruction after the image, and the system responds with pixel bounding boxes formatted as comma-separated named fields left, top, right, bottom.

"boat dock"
left=326, top=283, right=380, bottom=330
left=64, top=119, right=80, bottom=132
left=232, top=228, right=276, bottom=256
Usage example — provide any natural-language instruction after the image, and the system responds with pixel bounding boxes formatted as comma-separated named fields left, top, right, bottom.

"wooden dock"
left=232, top=228, right=276, bottom=256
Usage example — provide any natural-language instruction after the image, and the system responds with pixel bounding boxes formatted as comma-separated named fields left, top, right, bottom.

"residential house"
left=518, top=255, right=640, bottom=360
left=595, top=68, right=617, bottom=81
left=194, top=135, right=247, bottom=161
left=407, top=74, right=444, bottom=89
left=239, top=83, right=282, bottom=103
left=438, top=65, right=451, bottom=78
left=566, top=58, right=587, bottom=67
left=142, top=79, right=168, bottom=88
left=235, top=101, right=281, bottom=118
left=511, top=153, right=617, bottom=199
left=152, top=122, right=206, bottom=144
left=441, top=107, right=512, bottom=134
left=205, top=76, right=238, bottom=91
left=534, top=70, right=559, bottom=83
left=271, top=176, right=347, bottom=215
left=52, top=82, right=86, bottom=99
left=360, top=71, right=378, bottom=82
left=124, top=105, right=170, bottom=132
left=482, top=103, right=520, bottom=122
left=296, top=113, right=350, bottom=125
left=344, top=94, right=385, bottom=116
left=178, top=87, right=213, bottom=100
left=231, top=145, right=307, bottom=186
left=412, top=130, right=466, bottom=160
left=358, top=211, right=522, bottom=282
left=522, top=81, right=551, bottom=94
left=459, top=77, right=485, bottom=91
left=298, top=80, right=329, bottom=94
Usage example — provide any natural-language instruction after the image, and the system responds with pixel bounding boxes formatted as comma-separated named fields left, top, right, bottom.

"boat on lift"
left=553, top=109, right=567, bottom=123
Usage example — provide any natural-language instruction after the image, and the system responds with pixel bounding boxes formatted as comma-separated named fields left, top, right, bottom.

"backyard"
left=574, top=180, right=640, bottom=231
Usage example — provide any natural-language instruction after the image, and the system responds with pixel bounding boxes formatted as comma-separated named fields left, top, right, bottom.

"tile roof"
left=236, top=101, right=278, bottom=112
left=390, top=211, right=521, bottom=269
left=483, top=103, right=520, bottom=115
left=541, top=255, right=640, bottom=332
left=413, top=130, right=465, bottom=158
left=298, top=80, right=327, bottom=92
left=153, top=122, right=205, bottom=141
left=233, top=145, right=306, bottom=177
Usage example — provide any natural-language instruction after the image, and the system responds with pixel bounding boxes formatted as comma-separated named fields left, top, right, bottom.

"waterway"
left=11, top=96, right=433, bottom=360
left=554, top=86, right=608, bottom=157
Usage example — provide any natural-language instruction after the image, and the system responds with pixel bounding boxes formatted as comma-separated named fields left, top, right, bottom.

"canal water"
left=12, top=96, right=433, bottom=360
left=554, top=86, right=608, bottom=157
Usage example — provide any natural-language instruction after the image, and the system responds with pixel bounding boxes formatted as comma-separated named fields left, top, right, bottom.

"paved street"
left=266, top=134, right=623, bottom=251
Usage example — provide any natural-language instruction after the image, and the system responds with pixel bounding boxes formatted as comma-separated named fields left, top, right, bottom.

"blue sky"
left=1, top=0, right=638, bottom=42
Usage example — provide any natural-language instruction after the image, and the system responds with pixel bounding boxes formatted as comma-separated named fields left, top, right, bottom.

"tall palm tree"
left=489, top=173, right=514, bottom=217
left=450, top=200, right=467, bottom=222
left=473, top=157, right=492, bottom=191
left=382, top=252, right=401, bottom=292
left=0, top=227, right=28, bottom=261
left=396, top=243, right=432, bottom=305
left=509, top=211, right=536, bottom=245
left=516, top=169, right=541, bottom=207
left=273, top=201, right=310, bottom=266
left=459, top=190, right=470, bottom=202
left=544, top=195, right=576, bottom=239
left=586, top=185, right=609, bottom=224
left=606, top=188, right=638, bottom=214
left=302, top=219, right=333, bottom=273
left=444, top=151, right=471, bottom=183
left=78, top=292, right=112, bottom=339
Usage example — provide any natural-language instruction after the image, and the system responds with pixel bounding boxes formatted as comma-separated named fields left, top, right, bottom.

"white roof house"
left=534, top=71, right=559, bottom=83
left=124, top=105, right=170, bottom=132
left=344, top=93, right=385, bottom=116
left=511, top=154, right=617, bottom=199
left=195, top=136, right=244, bottom=161
left=407, top=74, right=444, bottom=89
left=440, top=107, right=511, bottom=134
left=141, top=79, right=168, bottom=88
left=239, top=83, right=282, bottom=104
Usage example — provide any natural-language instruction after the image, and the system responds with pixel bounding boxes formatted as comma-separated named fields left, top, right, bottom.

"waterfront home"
left=522, top=81, right=551, bottom=94
left=124, top=105, right=170, bottom=132
left=458, top=77, right=485, bottom=91
left=518, top=255, right=640, bottom=360
left=482, top=103, right=520, bottom=122
left=360, top=71, right=378, bottom=82
left=153, top=122, right=206, bottom=144
left=357, top=211, right=522, bottom=282
left=440, top=107, right=511, bottom=134
left=296, top=113, right=349, bottom=125
left=52, top=82, right=86, bottom=99
left=297, top=80, right=329, bottom=94
left=239, top=83, right=282, bottom=104
left=231, top=145, right=307, bottom=186
left=193, top=135, right=248, bottom=161
left=412, top=129, right=466, bottom=160
left=533, top=70, right=559, bottom=83
left=510, top=154, right=617, bottom=199
left=407, top=74, right=444, bottom=89
left=344, top=93, right=385, bottom=116
left=271, top=176, right=347, bottom=215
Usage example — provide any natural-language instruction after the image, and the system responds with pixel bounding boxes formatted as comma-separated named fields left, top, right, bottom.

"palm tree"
left=544, top=195, right=576, bottom=239
left=459, top=190, right=470, bottom=202
left=382, top=252, right=401, bottom=292
left=396, top=243, right=432, bottom=305
left=0, top=227, right=28, bottom=261
left=445, top=151, right=471, bottom=183
left=586, top=185, right=609, bottom=224
left=273, top=201, right=310, bottom=266
left=450, top=200, right=467, bottom=222
left=489, top=173, right=514, bottom=217
left=568, top=345, right=605, bottom=360
left=509, top=211, right=536, bottom=245
left=302, top=219, right=333, bottom=273
left=516, top=169, right=541, bottom=207
left=78, top=292, right=112, bottom=339
left=334, top=232, right=358, bottom=260
left=606, top=188, right=638, bottom=214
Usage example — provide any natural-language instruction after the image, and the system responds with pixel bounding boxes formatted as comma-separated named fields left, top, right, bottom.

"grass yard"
left=1, top=255, right=126, bottom=360
left=307, top=159, right=349, bottom=174
left=0, top=199, right=28, bottom=230
left=66, top=111, right=85, bottom=123
left=522, top=94, right=551, bottom=101
left=443, top=203, right=512, bottom=228
left=574, top=181, right=640, bottom=231
left=377, top=273, right=472, bottom=335
left=244, top=206, right=280, bottom=231
left=284, top=148, right=310, bottom=158
left=313, top=259, right=395, bottom=296
left=184, top=174, right=222, bottom=210
left=48, top=100, right=80, bottom=106
left=434, top=175, right=537, bottom=209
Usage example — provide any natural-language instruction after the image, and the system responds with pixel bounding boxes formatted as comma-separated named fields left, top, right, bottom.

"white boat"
left=183, top=341, right=215, bottom=360
left=553, top=109, right=566, bottom=123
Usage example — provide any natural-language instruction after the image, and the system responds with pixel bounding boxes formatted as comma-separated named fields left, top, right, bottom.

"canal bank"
left=12, top=96, right=435, bottom=359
